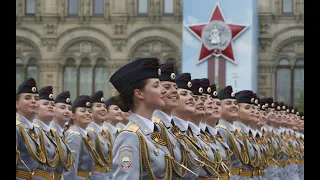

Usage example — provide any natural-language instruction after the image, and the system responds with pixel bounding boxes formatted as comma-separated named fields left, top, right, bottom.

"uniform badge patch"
left=119, top=146, right=133, bottom=171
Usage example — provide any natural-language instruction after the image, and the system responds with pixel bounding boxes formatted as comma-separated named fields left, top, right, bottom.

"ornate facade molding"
left=16, top=36, right=41, bottom=59
left=57, top=26, right=112, bottom=42
left=271, top=36, right=304, bottom=62
left=59, top=36, right=110, bottom=60
left=127, top=36, right=181, bottom=60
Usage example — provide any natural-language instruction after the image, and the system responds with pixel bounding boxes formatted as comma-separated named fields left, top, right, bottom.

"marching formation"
left=16, top=58, right=304, bottom=180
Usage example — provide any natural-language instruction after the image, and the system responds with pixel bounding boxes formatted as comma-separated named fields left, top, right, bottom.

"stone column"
left=38, top=62, right=61, bottom=94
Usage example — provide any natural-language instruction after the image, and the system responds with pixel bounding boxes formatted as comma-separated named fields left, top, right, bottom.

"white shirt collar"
left=132, top=113, right=154, bottom=132
left=199, top=122, right=207, bottom=132
left=34, top=119, right=50, bottom=132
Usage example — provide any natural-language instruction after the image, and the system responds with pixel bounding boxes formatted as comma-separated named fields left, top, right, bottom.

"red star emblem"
left=185, top=4, right=248, bottom=64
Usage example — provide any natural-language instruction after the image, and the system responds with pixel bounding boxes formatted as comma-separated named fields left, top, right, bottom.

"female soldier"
left=110, top=58, right=173, bottom=179
left=16, top=78, right=47, bottom=179
left=187, top=79, right=222, bottom=179
left=233, top=90, right=262, bottom=180
left=152, top=63, right=197, bottom=179
left=87, top=91, right=111, bottom=180
left=198, top=78, right=213, bottom=132
left=63, top=95, right=104, bottom=179
left=203, top=83, right=233, bottom=180
left=50, top=91, right=73, bottom=179
left=33, top=86, right=59, bottom=179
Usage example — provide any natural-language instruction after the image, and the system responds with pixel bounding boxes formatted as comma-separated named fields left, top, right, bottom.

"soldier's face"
left=260, top=110, right=268, bottom=126
left=238, top=103, right=255, bottom=125
left=220, top=99, right=238, bottom=120
left=122, top=111, right=130, bottom=124
left=136, top=78, right=166, bottom=110
left=192, top=95, right=206, bottom=117
left=210, top=98, right=222, bottom=120
left=160, top=81, right=179, bottom=109
left=72, top=107, right=92, bottom=126
left=16, top=93, right=39, bottom=115
left=203, top=94, right=213, bottom=117
left=106, top=105, right=123, bottom=122
left=175, top=89, right=195, bottom=114
left=253, top=106, right=261, bottom=125
left=91, top=102, right=107, bottom=122
left=54, top=103, right=72, bottom=123
left=266, top=108, right=277, bottom=124
left=36, top=99, right=55, bottom=120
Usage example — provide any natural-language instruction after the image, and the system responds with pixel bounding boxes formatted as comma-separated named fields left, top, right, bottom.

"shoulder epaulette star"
left=68, top=129, right=80, bottom=136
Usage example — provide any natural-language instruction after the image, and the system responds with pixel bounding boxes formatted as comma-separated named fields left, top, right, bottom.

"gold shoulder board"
left=34, top=124, right=41, bottom=129
left=16, top=120, right=21, bottom=126
left=152, top=115, right=161, bottom=124
left=126, top=124, right=140, bottom=133
left=68, top=129, right=80, bottom=136
left=102, top=126, right=108, bottom=132
left=216, top=124, right=227, bottom=130
left=117, top=128, right=122, bottom=132
left=51, top=127, right=57, bottom=132
left=235, top=127, right=241, bottom=132
left=87, top=127, right=94, bottom=132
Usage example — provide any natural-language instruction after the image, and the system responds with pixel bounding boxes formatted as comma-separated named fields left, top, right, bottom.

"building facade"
left=16, top=0, right=304, bottom=109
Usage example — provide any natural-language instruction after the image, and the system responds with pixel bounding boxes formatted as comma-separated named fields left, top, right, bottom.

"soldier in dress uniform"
left=261, top=98, right=282, bottom=180
left=171, top=73, right=207, bottom=179
left=198, top=78, right=213, bottom=132
left=203, top=83, right=233, bottom=180
left=278, top=106, right=300, bottom=180
left=87, top=91, right=111, bottom=180
left=215, top=86, right=250, bottom=180
left=296, top=112, right=304, bottom=180
left=50, top=91, right=73, bottom=180
left=16, top=78, right=47, bottom=179
left=33, top=86, right=59, bottom=179
left=187, top=78, right=222, bottom=179
left=152, top=63, right=199, bottom=179
left=233, top=90, right=261, bottom=180
left=110, top=58, right=173, bottom=179
left=63, top=95, right=100, bottom=180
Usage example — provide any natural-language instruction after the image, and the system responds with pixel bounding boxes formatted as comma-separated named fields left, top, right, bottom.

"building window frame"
left=275, top=57, right=304, bottom=106
left=93, top=0, right=104, bottom=16
left=137, top=0, right=148, bottom=16
left=68, top=0, right=79, bottom=16
left=282, top=0, right=293, bottom=14
left=25, top=0, right=36, bottom=16
left=163, top=0, right=174, bottom=15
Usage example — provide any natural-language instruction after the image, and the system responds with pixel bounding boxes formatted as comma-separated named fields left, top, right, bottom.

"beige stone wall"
left=16, top=0, right=304, bottom=104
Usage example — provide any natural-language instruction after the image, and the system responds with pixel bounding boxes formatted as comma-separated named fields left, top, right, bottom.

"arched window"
left=293, top=59, right=304, bottom=106
left=16, top=57, right=38, bottom=91
left=276, top=58, right=304, bottom=106
left=63, top=57, right=109, bottom=100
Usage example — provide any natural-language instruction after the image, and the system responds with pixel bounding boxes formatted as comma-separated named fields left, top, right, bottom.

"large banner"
left=182, top=0, right=259, bottom=92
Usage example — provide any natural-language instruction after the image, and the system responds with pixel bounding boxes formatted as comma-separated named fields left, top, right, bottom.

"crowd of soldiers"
left=16, top=57, right=304, bottom=180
